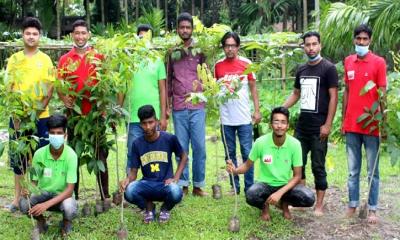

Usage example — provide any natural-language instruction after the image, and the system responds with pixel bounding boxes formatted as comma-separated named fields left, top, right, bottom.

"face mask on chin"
left=73, top=42, right=90, bottom=50
left=355, top=44, right=369, bottom=57
left=307, top=53, right=321, bottom=63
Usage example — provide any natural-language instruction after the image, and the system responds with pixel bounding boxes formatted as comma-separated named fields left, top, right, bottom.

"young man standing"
left=20, top=114, right=78, bottom=237
left=167, top=12, right=207, bottom=196
left=342, top=24, right=387, bottom=224
left=6, top=17, right=54, bottom=212
left=57, top=20, right=110, bottom=200
left=214, top=32, right=261, bottom=195
left=283, top=31, right=338, bottom=216
left=227, top=107, right=315, bottom=221
left=118, top=24, right=167, bottom=168
left=120, top=105, right=187, bottom=223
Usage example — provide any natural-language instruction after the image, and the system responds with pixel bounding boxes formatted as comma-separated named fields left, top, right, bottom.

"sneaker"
left=159, top=210, right=171, bottom=223
left=143, top=211, right=155, bottom=224
left=192, top=187, right=208, bottom=197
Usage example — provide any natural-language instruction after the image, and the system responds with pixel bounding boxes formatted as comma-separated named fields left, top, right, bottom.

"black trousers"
left=245, top=182, right=315, bottom=209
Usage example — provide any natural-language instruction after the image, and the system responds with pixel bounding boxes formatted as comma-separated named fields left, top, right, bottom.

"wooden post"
left=281, top=55, right=286, bottom=90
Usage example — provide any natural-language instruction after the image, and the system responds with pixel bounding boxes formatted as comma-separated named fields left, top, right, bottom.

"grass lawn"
left=0, top=129, right=399, bottom=239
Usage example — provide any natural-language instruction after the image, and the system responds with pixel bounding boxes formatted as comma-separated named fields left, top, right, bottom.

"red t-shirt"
left=57, top=47, right=103, bottom=115
left=343, top=52, right=387, bottom=136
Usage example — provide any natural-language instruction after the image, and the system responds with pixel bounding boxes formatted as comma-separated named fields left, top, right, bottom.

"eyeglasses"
left=223, top=44, right=238, bottom=50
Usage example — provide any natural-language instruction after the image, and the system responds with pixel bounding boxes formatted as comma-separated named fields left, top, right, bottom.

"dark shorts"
left=8, top=117, right=49, bottom=175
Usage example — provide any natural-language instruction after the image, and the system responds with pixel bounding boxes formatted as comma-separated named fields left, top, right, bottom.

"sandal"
left=143, top=211, right=155, bottom=224
left=159, top=210, right=170, bottom=223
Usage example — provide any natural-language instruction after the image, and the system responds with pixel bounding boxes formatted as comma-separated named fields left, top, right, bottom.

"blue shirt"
left=128, top=131, right=184, bottom=182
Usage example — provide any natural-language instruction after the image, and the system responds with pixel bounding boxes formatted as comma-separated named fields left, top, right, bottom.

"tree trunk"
left=302, top=0, right=307, bottom=32
left=56, top=0, right=61, bottom=40
left=135, top=0, right=139, bottom=21
left=164, top=0, right=168, bottom=30
left=85, top=0, right=91, bottom=28
left=191, top=0, right=195, bottom=16
left=296, top=0, right=302, bottom=32
left=124, top=0, right=128, bottom=22
left=200, top=0, right=204, bottom=21
left=156, top=0, right=160, bottom=9
left=283, top=6, right=288, bottom=31
left=101, top=0, right=105, bottom=24
left=315, top=0, right=320, bottom=29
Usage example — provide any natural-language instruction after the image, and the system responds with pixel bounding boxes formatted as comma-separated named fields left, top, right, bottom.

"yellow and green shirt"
left=31, top=144, right=78, bottom=194
left=6, top=50, right=54, bottom=118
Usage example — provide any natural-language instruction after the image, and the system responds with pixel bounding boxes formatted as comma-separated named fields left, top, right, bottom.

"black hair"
left=137, top=24, right=153, bottom=35
left=302, top=31, right=320, bottom=43
left=138, top=105, right=156, bottom=122
left=354, top=24, right=372, bottom=39
left=47, top=114, right=68, bottom=132
left=270, top=107, right=290, bottom=123
left=72, top=19, right=89, bottom=32
left=177, top=12, right=193, bottom=27
left=21, top=17, right=42, bottom=32
left=221, top=31, right=240, bottom=47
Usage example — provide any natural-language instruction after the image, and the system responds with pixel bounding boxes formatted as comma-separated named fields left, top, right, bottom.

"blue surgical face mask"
left=355, top=44, right=369, bottom=57
left=49, top=134, right=65, bottom=150
left=307, top=53, right=321, bottom=63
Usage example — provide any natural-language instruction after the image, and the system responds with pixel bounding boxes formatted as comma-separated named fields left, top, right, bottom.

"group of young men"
left=5, top=11, right=385, bottom=237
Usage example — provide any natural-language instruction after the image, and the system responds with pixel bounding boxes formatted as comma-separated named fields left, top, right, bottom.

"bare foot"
left=260, top=213, right=271, bottom=221
left=282, top=210, right=293, bottom=220
left=314, top=205, right=324, bottom=217
left=367, top=211, right=379, bottom=224
left=345, top=207, right=357, bottom=218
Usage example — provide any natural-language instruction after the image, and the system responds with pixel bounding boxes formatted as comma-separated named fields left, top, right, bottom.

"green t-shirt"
left=129, top=58, right=166, bottom=122
left=249, top=133, right=302, bottom=186
left=31, top=144, right=78, bottom=194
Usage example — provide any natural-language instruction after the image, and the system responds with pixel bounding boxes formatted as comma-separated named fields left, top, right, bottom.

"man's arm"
left=283, top=88, right=300, bottom=108
left=320, top=87, right=338, bottom=140
left=166, top=53, right=173, bottom=118
left=266, top=166, right=302, bottom=205
left=119, top=168, right=138, bottom=192
left=165, top=152, right=188, bottom=185
left=226, top=159, right=254, bottom=175
left=158, top=79, right=167, bottom=130
left=29, top=183, right=75, bottom=216
left=117, top=93, right=125, bottom=107
left=40, top=85, right=54, bottom=110
left=248, top=80, right=261, bottom=124
left=341, top=85, right=349, bottom=134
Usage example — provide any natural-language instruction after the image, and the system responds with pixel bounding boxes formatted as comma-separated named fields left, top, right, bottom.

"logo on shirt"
left=150, top=163, right=160, bottom=172
left=263, top=155, right=273, bottom=164
left=300, top=77, right=320, bottom=113
left=141, top=151, right=168, bottom=166
left=43, top=168, right=52, bottom=178
left=347, top=70, right=355, bottom=80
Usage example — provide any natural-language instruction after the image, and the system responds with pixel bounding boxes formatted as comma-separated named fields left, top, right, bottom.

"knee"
left=124, top=181, right=140, bottom=203
left=167, top=184, right=183, bottom=203
left=245, top=184, right=264, bottom=209
left=19, top=197, right=30, bottom=214
left=61, top=198, right=78, bottom=220
left=294, top=185, right=315, bottom=207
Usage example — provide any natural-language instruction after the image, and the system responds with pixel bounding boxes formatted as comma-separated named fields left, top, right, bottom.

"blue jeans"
left=126, top=122, right=144, bottom=166
left=173, top=109, right=206, bottom=188
left=19, top=192, right=78, bottom=221
left=346, top=133, right=380, bottom=211
left=124, top=180, right=183, bottom=211
left=221, top=124, right=254, bottom=193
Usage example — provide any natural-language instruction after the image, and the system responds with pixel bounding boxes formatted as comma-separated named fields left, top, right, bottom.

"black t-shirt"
left=128, top=131, right=184, bottom=182
left=294, top=58, right=338, bottom=134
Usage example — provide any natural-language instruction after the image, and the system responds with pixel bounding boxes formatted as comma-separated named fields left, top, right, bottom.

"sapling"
left=112, top=131, right=123, bottom=206
left=116, top=189, right=128, bottom=239
left=210, top=133, right=222, bottom=200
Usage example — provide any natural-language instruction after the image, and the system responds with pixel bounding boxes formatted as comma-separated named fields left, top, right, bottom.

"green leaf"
left=370, top=101, right=380, bottom=113
left=73, top=104, right=82, bottom=115
left=0, top=141, right=5, bottom=158
left=369, top=126, right=377, bottom=133
left=362, top=118, right=375, bottom=129
left=359, top=80, right=376, bottom=96
left=97, top=160, right=106, bottom=173
left=356, top=113, right=370, bottom=123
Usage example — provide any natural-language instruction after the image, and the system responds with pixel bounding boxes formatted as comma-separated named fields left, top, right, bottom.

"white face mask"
left=355, top=44, right=369, bottom=57
left=49, top=134, right=65, bottom=150
left=73, top=42, right=90, bottom=50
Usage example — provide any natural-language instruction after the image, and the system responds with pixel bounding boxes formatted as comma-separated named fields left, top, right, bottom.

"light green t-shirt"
left=31, top=144, right=78, bottom=194
left=249, top=132, right=302, bottom=186
left=129, top=58, right=166, bottom=122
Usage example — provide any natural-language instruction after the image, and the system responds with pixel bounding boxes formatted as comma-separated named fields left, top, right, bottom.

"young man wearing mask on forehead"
left=342, top=24, right=387, bottom=224
left=283, top=31, right=338, bottom=216
left=57, top=20, right=110, bottom=201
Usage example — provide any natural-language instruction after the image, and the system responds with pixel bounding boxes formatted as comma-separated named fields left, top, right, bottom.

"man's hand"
left=226, top=159, right=236, bottom=174
left=62, top=95, right=74, bottom=109
left=252, top=111, right=262, bottom=124
left=28, top=202, right=50, bottom=216
left=164, top=178, right=177, bottom=185
left=21, top=188, right=29, bottom=197
left=160, top=117, right=168, bottom=131
left=266, top=192, right=283, bottom=205
left=320, top=124, right=331, bottom=141
left=119, top=178, right=130, bottom=193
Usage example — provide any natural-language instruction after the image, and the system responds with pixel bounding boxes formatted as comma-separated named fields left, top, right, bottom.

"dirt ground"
left=290, top=177, right=400, bottom=240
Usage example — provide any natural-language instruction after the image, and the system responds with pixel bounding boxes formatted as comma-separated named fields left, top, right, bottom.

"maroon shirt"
left=167, top=42, right=206, bottom=110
